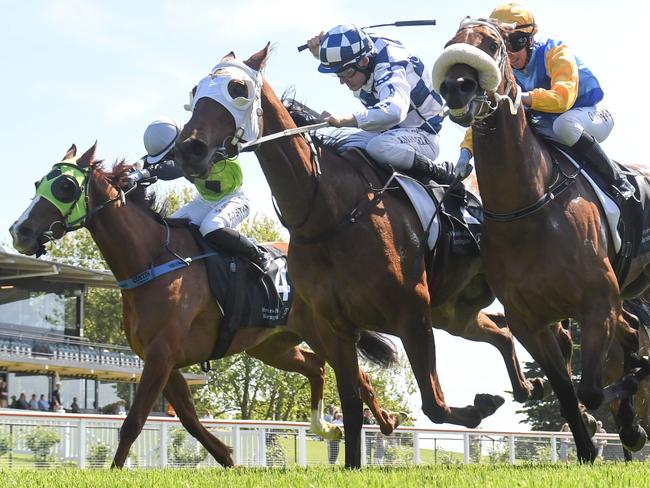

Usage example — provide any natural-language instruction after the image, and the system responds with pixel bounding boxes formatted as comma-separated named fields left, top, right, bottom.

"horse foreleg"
left=510, top=319, right=597, bottom=463
left=328, top=336, right=364, bottom=468
left=400, top=314, right=504, bottom=428
left=111, top=346, right=174, bottom=468
left=163, top=370, right=234, bottom=466
left=576, top=301, right=621, bottom=410
left=357, top=368, right=406, bottom=435
left=247, top=334, right=342, bottom=441
left=462, top=311, right=545, bottom=402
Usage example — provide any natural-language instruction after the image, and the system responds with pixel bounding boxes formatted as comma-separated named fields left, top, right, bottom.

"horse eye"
left=487, top=41, right=498, bottom=54
left=228, top=79, right=248, bottom=99
left=51, top=176, right=79, bottom=203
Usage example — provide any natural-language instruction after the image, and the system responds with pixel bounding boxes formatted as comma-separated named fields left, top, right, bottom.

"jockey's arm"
left=146, top=159, right=184, bottom=181
left=352, top=66, right=411, bottom=132
left=526, top=44, right=579, bottom=113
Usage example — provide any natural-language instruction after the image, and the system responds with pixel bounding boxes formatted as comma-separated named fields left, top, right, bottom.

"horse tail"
left=357, top=331, right=398, bottom=368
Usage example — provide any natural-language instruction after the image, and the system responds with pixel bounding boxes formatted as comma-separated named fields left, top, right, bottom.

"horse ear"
left=220, top=51, right=236, bottom=63
left=246, top=43, right=271, bottom=72
left=77, top=142, right=97, bottom=168
left=63, top=144, right=77, bottom=160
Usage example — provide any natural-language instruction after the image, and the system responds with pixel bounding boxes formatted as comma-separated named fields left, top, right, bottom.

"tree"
left=192, top=352, right=416, bottom=422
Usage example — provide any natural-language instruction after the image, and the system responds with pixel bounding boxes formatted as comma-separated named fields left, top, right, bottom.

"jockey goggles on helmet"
left=507, top=31, right=531, bottom=52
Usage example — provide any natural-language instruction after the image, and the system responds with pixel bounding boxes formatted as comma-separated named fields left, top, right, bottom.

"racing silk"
left=517, top=38, right=603, bottom=114
left=461, top=38, right=604, bottom=154
left=193, top=158, right=244, bottom=202
left=353, top=35, right=444, bottom=135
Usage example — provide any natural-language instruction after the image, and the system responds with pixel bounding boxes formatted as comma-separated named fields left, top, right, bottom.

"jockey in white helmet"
left=127, top=118, right=269, bottom=271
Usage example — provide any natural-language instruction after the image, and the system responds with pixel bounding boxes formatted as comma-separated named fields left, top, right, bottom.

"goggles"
left=507, top=32, right=531, bottom=53
left=336, top=65, right=361, bottom=80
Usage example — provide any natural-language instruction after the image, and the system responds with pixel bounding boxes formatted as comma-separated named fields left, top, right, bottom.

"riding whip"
left=297, top=20, right=436, bottom=52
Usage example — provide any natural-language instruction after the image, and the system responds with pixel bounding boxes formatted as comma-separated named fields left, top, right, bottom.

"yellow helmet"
left=490, top=3, right=538, bottom=35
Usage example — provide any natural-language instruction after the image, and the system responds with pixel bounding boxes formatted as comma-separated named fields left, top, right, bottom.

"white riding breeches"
left=171, top=188, right=250, bottom=235
left=552, top=104, right=614, bottom=146
left=334, top=127, right=440, bottom=170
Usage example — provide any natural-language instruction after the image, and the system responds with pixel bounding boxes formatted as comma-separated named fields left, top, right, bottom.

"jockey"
left=127, top=117, right=270, bottom=271
left=306, top=24, right=457, bottom=187
left=456, top=3, right=634, bottom=199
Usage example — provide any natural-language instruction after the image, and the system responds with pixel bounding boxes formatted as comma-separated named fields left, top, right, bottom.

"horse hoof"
left=474, top=393, right=505, bottom=418
left=530, top=377, right=546, bottom=400
left=582, top=412, right=598, bottom=438
left=322, top=424, right=343, bottom=441
left=620, top=425, right=647, bottom=452
left=394, top=412, right=408, bottom=428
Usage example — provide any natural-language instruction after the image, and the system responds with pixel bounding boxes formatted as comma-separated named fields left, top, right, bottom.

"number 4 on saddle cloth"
left=185, top=225, right=294, bottom=365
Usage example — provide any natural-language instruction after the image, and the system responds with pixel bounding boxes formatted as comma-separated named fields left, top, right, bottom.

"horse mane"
left=99, top=161, right=171, bottom=218
left=280, top=89, right=348, bottom=153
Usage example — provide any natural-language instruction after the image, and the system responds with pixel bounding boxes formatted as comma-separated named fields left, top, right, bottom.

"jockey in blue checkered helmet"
left=316, top=24, right=374, bottom=75
left=305, top=24, right=459, bottom=192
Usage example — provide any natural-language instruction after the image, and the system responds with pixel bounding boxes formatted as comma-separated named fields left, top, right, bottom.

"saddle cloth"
left=395, top=174, right=482, bottom=254
left=189, top=225, right=294, bottom=360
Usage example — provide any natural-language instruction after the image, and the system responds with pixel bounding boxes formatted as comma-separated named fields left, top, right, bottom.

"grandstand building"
left=0, top=247, right=205, bottom=414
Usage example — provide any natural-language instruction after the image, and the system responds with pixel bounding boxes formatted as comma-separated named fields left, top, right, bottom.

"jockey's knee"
left=553, top=114, right=584, bottom=146
left=366, top=136, right=413, bottom=171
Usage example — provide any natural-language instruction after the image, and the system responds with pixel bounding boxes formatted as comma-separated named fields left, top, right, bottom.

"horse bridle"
left=451, top=20, right=580, bottom=222
left=453, top=18, right=522, bottom=124
left=35, top=164, right=134, bottom=253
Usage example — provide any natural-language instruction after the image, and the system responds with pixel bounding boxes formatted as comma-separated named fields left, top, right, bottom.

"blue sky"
left=1, top=0, right=645, bottom=431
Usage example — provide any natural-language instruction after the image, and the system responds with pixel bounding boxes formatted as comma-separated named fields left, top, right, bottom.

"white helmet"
left=143, top=117, right=181, bottom=164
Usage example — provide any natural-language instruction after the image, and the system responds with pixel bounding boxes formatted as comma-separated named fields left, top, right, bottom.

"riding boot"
left=572, top=131, right=635, bottom=200
left=410, top=153, right=466, bottom=199
left=204, top=228, right=270, bottom=272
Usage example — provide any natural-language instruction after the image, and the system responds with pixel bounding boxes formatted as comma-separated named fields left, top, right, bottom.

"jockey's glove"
left=125, top=168, right=151, bottom=186
left=454, top=149, right=473, bottom=180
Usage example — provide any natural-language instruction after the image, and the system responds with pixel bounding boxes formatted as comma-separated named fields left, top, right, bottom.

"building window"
left=0, top=284, right=80, bottom=335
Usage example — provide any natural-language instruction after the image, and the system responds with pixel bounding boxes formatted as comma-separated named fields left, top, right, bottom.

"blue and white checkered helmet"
left=318, top=24, right=374, bottom=74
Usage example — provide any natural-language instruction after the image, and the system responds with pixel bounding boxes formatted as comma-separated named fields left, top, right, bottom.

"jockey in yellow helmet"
left=456, top=3, right=633, bottom=199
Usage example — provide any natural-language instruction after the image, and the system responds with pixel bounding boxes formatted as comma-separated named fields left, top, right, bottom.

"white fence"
left=0, top=409, right=645, bottom=468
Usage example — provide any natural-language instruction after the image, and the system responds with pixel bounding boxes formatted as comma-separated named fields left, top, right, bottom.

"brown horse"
left=433, top=18, right=650, bottom=462
left=9, top=146, right=406, bottom=467
left=171, top=46, right=528, bottom=468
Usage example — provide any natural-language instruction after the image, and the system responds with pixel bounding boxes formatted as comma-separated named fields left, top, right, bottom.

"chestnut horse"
left=172, top=46, right=520, bottom=468
left=433, top=18, right=650, bottom=462
left=9, top=146, right=405, bottom=467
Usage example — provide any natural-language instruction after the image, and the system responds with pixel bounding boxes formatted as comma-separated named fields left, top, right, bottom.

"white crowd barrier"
left=0, top=409, right=643, bottom=468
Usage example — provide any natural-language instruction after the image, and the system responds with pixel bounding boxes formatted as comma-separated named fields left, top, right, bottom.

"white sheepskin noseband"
left=431, top=43, right=501, bottom=94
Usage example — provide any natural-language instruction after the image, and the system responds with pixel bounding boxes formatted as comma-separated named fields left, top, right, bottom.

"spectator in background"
left=15, top=393, right=29, bottom=409
left=116, top=400, right=127, bottom=415
left=328, top=411, right=344, bottom=464
left=29, top=393, right=38, bottom=410
left=37, top=394, right=49, bottom=411
left=51, top=381, right=62, bottom=412
left=594, top=420, right=607, bottom=459
left=363, top=407, right=375, bottom=464
left=559, top=423, right=571, bottom=462
left=70, top=397, right=80, bottom=413
left=324, top=404, right=335, bottom=423
left=9, top=395, right=17, bottom=408
left=0, top=379, right=8, bottom=408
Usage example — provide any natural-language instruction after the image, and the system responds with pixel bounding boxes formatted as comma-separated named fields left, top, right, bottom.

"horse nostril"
left=187, top=140, right=208, bottom=162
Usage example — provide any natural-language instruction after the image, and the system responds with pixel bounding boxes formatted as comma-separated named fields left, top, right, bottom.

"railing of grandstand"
left=0, top=329, right=143, bottom=369
left=0, top=410, right=644, bottom=469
